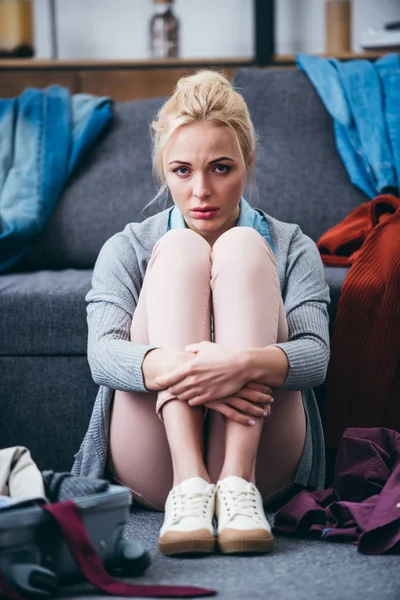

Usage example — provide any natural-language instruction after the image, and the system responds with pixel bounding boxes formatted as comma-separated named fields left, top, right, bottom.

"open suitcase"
left=0, top=485, right=150, bottom=598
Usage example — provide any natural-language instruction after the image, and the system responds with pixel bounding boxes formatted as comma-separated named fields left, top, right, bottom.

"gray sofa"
left=0, top=67, right=367, bottom=473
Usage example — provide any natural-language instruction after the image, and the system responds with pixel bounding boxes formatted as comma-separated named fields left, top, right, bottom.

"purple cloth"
left=273, top=427, right=400, bottom=554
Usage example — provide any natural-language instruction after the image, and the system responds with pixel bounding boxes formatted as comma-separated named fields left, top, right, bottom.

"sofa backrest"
left=19, top=67, right=366, bottom=271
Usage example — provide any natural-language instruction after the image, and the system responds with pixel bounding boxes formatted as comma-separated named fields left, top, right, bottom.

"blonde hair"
left=149, top=69, right=258, bottom=207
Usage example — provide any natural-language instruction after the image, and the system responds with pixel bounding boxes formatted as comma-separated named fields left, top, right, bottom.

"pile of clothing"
left=299, top=53, right=400, bottom=448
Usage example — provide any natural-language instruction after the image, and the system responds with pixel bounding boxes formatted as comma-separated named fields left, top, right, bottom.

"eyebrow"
left=167, top=156, right=235, bottom=166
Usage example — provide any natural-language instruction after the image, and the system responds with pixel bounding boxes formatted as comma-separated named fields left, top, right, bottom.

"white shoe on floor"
left=158, top=477, right=216, bottom=556
left=216, top=475, right=274, bottom=554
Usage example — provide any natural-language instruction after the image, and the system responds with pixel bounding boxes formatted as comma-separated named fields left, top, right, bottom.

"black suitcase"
left=0, top=485, right=150, bottom=598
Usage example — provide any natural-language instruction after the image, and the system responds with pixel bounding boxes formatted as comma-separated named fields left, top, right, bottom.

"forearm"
left=87, top=302, right=158, bottom=392
left=242, top=336, right=330, bottom=391
left=88, top=338, right=157, bottom=392
left=142, top=348, right=173, bottom=391
left=241, top=345, right=290, bottom=389
left=272, top=337, right=329, bottom=389
left=142, top=348, right=195, bottom=391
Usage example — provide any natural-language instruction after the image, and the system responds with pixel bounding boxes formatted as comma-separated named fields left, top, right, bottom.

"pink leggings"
left=108, top=227, right=306, bottom=511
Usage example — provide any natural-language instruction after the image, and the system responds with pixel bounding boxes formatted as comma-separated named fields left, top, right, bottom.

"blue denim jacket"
left=168, top=197, right=275, bottom=254
left=0, top=86, right=112, bottom=273
left=297, top=53, right=400, bottom=198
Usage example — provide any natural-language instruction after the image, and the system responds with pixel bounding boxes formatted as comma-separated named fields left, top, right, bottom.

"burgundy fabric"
left=0, top=571, right=24, bottom=600
left=43, top=501, right=216, bottom=597
left=0, top=501, right=216, bottom=599
left=274, top=427, right=400, bottom=554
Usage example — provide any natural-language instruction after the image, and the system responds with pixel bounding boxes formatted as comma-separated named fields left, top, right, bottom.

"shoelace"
left=220, top=487, right=263, bottom=524
left=172, top=490, right=211, bottom=525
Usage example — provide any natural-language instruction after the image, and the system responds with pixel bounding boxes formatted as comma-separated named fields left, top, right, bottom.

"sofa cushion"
left=323, top=265, right=349, bottom=334
left=0, top=269, right=92, bottom=355
left=233, top=68, right=367, bottom=242
left=0, top=355, right=98, bottom=471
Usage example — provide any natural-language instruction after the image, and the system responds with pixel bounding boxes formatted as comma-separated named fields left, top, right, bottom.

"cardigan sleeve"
left=85, top=229, right=158, bottom=392
left=272, top=226, right=331, bottom=390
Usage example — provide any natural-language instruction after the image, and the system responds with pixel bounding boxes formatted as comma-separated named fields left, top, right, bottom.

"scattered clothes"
left=297, top=53, right=400, bottom=198
left=317, top=194, right=400, bottom=448
left=0, top=446, right=216, bottom=599
left=0, top=446, right=46, bottom=510
left=0, top=446, right=111, bottom=510
left=42, top=469, right=109, bottom=501
left=0, top=86, right=113, bottom=273
left=273, top=427, right=400, bottom=555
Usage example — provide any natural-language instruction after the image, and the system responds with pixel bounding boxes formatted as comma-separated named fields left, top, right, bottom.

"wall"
left=33, top=0, right=400, bottom=60
left=276, top=0, right=400, bottom=54
left=33, top=0, right=254, bottom=59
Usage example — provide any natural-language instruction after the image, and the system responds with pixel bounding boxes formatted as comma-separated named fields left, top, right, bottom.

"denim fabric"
left=0, top=86, right=112, bottom=273
left=375, top=54, right=400, bottom=191
left=168, top=197, right=275, bottom=254
left=297, top=53, right=400, bottom=198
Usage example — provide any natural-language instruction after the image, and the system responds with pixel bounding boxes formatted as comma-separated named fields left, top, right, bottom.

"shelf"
left=273, top=50, right=397, bottom=64
left=0, top=50, right=395, bottom=71
left=0, top=57, right=255, bottom=70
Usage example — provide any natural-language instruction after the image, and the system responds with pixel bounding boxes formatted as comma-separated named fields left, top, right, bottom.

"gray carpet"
left=62, top=508, right=400, bottom=600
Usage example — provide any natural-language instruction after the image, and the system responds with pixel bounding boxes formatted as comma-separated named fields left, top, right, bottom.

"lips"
left=191, top=207, right=220, bottom=220
left=192, top=206, right=219, bottom=212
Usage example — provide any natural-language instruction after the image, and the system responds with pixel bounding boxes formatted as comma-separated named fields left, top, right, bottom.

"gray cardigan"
left=72, top=207, right=330, bottom=491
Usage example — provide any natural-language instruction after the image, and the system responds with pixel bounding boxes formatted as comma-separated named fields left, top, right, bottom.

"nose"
left=193, top=173, right=211, bottom=200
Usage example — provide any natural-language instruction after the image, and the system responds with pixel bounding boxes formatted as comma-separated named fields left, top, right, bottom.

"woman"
left=72, top=70, right=330, bottom=557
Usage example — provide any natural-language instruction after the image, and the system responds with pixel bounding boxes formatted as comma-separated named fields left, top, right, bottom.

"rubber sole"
left=158, top=531, right=216, bottom=556
left=218, top=533, right=275, bottom=555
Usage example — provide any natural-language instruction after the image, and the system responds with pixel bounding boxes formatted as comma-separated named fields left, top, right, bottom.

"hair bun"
left=175, top=69, right=231, bottom=92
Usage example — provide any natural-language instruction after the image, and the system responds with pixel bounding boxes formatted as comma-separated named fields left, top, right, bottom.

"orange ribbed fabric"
left=317, top=195, right=400, bottom=448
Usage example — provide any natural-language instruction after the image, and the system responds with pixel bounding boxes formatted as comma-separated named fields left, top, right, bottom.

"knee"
left=212, top=227, right=274, bottom=273
left=213, top=226, right=267, bottom=254
left=155, top=228, right=211, bottom=269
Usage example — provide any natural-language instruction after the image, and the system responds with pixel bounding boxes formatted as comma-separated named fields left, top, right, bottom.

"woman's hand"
left=206, top=381, right=273, bottom=426
left=153, top=341, right=248, bottom=403
left=142, top=348, right=194, bottom=391
left=153, top=341, right=272, bottom=406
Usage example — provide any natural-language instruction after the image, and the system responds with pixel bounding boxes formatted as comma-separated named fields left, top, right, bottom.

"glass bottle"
left=0, top=0, right=34, bottom=58
left=149, top=0, right=180, bottom=59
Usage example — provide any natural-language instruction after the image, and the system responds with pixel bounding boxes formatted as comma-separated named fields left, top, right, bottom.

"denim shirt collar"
left=168, top=197, right=274, bottom=253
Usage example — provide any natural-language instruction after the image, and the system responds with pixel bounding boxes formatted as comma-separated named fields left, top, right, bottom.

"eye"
left=214, top=164, right=231, bottom=174
left=173, top=166, right=190, bottom=176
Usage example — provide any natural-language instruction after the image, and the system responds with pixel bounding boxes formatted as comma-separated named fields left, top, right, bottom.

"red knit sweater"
left=317, top=195, right=400, bottom=448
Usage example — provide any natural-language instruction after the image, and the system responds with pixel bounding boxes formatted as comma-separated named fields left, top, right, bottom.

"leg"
left=109, top=229, right=212, bottom=510
left=206, top=227, right=306, bottom=504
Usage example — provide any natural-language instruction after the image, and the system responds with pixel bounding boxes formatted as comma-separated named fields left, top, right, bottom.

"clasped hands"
left=153, top=341, right=274, bottom=426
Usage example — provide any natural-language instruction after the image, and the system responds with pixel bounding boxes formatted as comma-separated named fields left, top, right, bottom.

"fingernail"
left=270, top=397, right=274, bottom=402
left=248, top=419, right=256, bottom=426
left=263, top=411, right=269, bottom=417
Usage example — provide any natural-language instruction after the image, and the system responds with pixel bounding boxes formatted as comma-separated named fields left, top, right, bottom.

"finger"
left=236, top=388, right=274, bottom=406
left=167, top=379, right=196, bottom=397
left=186, top=396, right=207, bottom=407
left=188, top=394, right=212, bottom=407
left=224, top=397, right=266, bottom=418
left=184, top=343, right=201, bottom=353
left=154, top=360, right=197, bottom=388
left=244, top=382, right=273, bottom=395
left=207, top=401, right=256, bottom=426
left=175, top=387, right=206, bottom=402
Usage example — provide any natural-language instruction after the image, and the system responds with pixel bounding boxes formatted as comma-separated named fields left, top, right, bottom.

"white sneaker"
left=216, top=476, right=274, bottom=554
left=158, top=477, right=216, bottom=556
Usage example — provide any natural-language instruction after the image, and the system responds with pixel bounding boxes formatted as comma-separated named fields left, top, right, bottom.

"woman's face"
left=163, top=122, right=248, bottom=246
